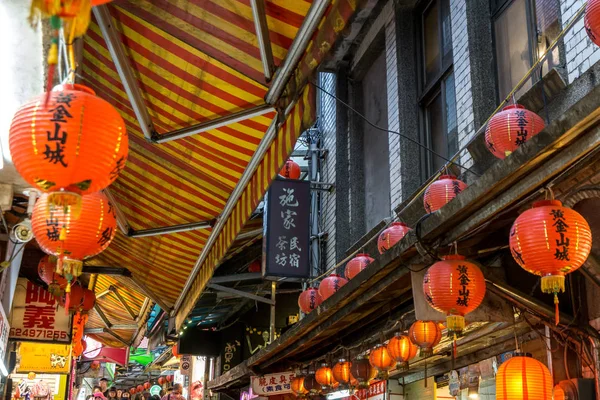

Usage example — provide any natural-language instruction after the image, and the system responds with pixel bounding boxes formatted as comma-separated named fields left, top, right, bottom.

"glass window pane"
left=424, top=1, right=440, bottom=85
left=440, top=0, right=452, bottom=65
left=427, top=92, right=445, bottom=173
left=535, top=0, right=561, bottom=74
left=494, top=0, right=532, bottom=101
left=444, top=73, right=458, bottom=156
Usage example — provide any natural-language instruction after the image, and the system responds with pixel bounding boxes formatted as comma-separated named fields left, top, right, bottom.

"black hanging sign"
left=262, top=178, right=310, bottom=279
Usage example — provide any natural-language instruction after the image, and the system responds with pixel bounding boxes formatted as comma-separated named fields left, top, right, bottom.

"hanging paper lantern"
left=368, top=344, right=395, bottom=379
left=90, top=360, right=101, bottom=370
left=408, top=321, right=442, bottom=357
left=423, top=175, right=467, bottom=214
left=332, top=359, right=352, bottom=385
left=302, top=375, right=320, bottom=395
left=344, top=254, right=374, bottom=280
left=298, top=287, right=322, bottom=314
left=279, top=159, right=301, bottom=179
left=290, top=376, right=308, bottom=396
left=386, top=333, right=418, bottom=371
left=422, top=254, right=486, bottom=335
left=157, top=377, right=165, bottom=386
left=129, top=388, right=136, bottom=395
left=136, top=385, right=144, bottom=393
left=80, top=288, right=96, bottom=312
left=378, top=222, right=411, bottom=254
left=32, top=192, right=117, bottom=297
left=553, top=380, right=577, bottom=400
left=496, top=354, right=552, bottom=400
left=585, top=0, right=600, bottom=47
left=318, top=274, right=348, bottom=301
left=166, top=375, right=173, bottom=382
left=143, top=382, right=150, bottom=390
left=485, top=105, right=545, bottom=159
left=172, top=344, right=180, bottom=358
left=248, top=260, right=261, bottom=273
left=9, top=84, right=128, bottom=214
left=509, top=200, right=592, bottom=324
left=350, top=356, right=377, bottom=388
left=315, top=363, right=336, bottom=388
left=61, top=283, right=85, bottom=312
left=38, top=255, right=68, bottom=297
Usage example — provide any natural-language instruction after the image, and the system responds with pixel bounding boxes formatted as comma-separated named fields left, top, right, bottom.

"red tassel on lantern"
left=485, top=105, right=545, bottom=159
left=344, top=254, right=374, bottom=280
left=509, top=200, right=592, bottom=324
left=298, top=287, right=322, bottom=314
left=378, top=222, right=411, bottom=254
left=318, top=274, right=348, bottom=301
left=586, top=0, right=600, bottom=46
left=423, top=175, right=467, bottom=213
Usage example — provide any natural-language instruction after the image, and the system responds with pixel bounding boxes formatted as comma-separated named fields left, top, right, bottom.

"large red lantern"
left=279, top=159, right=301, bottom=179
left=386, top=333, right=418, bottom=371
left=302, top=375, right=320, bottom=395
left=32, top=192, right=117, bottom=293
left=143, top=382, right=150, bottom=390
left=553, top=380, right=577, bottom=400
left=408, top=321, right=442, bottom=357
left=496, top=354, right=552, bottom=400
left=38, top=255, right=67, bottom=297
left=509, top=200, right=592, bottom=324
left=9, top=84, right=128, bottom=213
left=318, top=274, right=348, bottom=301
left=485, top=105, right=545, bottom=159
left=81, top=289, right=96, bottom=312
left=423, top=254, right=486, bottom=335
left=157, top=377, right=165, bottom=386
left=423, top=175, right=467, bottom=213
left=586, top=0, right=600, bottom=47
left=315, top=363, right=336, bottom=388
left=136, top=385, right=144, bottom=393
left=344, top=254, right=373, bottom=280
left=378, top=222, right=411, bottom=254
left=61, top=282, right=85, bottom=311
left=298, top=287, right=322, bottom=314
left=166, top=375, right=173, bottom=382
left=290, top=376, right=308, bottom=396
left=350, top=356, right=376, bottom=388
left=332, top=359, right=352, bottom=384
left=368, top=344, right=395, bottom=379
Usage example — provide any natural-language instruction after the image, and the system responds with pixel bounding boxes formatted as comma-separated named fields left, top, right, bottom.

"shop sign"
left=251, top=371, right=295, bottom=395
left=149, top=386, right=161, bottom=396
left=0, top=303, right=10, bottom=375
left=263, top=179, right=310, bottom=279
left=180, top=354, right=192, bottom=375
left=10, top=278, right=71, bottom=343
left=17, top=342, right=72, bottom=374
left=347, top=381, right=386, bottom=400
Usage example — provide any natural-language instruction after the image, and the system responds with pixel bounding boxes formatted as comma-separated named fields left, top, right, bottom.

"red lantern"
left=318, top=274, right=348, bottom=301
left=91, top=0, right=113, bottom=5
left=350, top=356, right=376, bottom=388
left=510, top=200, right=592, bottom=324
left=485, top=105, right=545, bottom=159
left=408, top=321, right=442, bottom=357
left=90, top=360, right=101, bottom=370
left=136, top=385, right=144, bottom=393
left=302, top=375, right=320, bottom=395
left=279, top=159, right=301, bottom=179
left=143, top=382, right=150, bottom=390
left=172, top=344, right=180, bottom=358
left=290, top=376, right=308, bottom=396
left=9, top=84, right=128, bottom=212
left=586, top=0, right=600, bottom=47
left=298, top=287, right=322, bottom=314
left=315, top=363, right=336, bottom=388
left=496, top=354, right=552, bottom=400
left=248, top=260, right=261, bottom=273
left=368, top=344, right=395, bottom=378
left=61, top=282, right=85, bottom=311
left=38, top=255, right=68, bottom=296
left=378, top=222, right=411, bottom=254
left=387, top=333, right=418, bottom=371
left=129, top=388, right=136, bottom=395
left=32, top=192, right=117, bottom=295
left=344, top=254, right=374, bottom=280
left=157, top=377, right=165, bottom=386
left=423, top=254, right=486, bottom=334
left=553, top=380, right=577, bottom=400
left=332, top=359, right=352, bottom=385
left=81, top=289, right=96, bottom=312
left=423, top=175, right=467, bottom=214
left=166, top=375, right=173, bottom=382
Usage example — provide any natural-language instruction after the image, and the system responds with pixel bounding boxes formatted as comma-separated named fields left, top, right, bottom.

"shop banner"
left=17, top=342, right=72, bottom=374
left=10, top=278, right=71, bottom=343
left=262, top=179, right=310, bottom=280
left=352, top=381, right=386, bottom=400
left=180, top=355, right=192, bottom=376
left=251, top=372, right=295, bottom=396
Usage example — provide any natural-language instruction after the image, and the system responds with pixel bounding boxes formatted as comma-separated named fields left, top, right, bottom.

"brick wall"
left=450, top=0, right=476, bottom=169
left=562, top=0, right=600, bottom=83
left=318, top=72, right=337, bottom=271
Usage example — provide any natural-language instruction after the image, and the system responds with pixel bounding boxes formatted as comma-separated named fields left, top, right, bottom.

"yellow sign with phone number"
left=17, top=342, right=72, bottom=374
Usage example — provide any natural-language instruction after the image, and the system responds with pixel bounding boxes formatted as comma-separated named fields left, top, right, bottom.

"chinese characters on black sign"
left=263, top=179, right=310, bottom=279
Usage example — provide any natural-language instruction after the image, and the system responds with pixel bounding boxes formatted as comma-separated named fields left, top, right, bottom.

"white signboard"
left=9, top=278, right=71, bottom=343
left=0, top=303, right=9, bottom=375
left=251, top=372, right=295, bottom=396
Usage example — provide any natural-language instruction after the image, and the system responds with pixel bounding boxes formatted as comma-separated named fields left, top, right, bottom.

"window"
left=419, top=0, right=457, bottom=177
left=492, top=0, right=561, bottom=102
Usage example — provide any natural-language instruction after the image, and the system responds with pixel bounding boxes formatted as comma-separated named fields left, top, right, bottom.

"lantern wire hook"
left=544, top=186, right=555, bottom=200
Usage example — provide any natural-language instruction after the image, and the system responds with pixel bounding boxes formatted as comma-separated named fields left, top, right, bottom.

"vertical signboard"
left=263, top=178, right=310, bottom=279
left=9, top=278, right=71, bottom=343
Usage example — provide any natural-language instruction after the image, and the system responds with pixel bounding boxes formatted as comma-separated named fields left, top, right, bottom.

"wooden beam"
left=209, top=273, right=262, bottom=284
left=94, top=303, right=112, bottom=328
left=128, top=275, right=170, bottom=312
left=111, top=286, right=137, bottom=320
left=207, top=283, right=274, bottom=305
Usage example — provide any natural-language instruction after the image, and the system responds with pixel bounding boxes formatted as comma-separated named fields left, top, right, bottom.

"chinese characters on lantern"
left=9, top=279, right=70, bottom=342
left=44, top=92, right=75, bottom=167
left=263, top=179, right=310, bottom=279
left=515, top=109, right=528, bottom=146
left=456, top=265, right=471, bottom=307
left=251, top=372, right=295, bottom=395
left=551, top=208, right=570, bottom=261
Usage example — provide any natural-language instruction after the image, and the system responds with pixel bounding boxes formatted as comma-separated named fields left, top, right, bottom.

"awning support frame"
left=250, top=0, right=275, bottom=81
left=207, top=283, right=274, bottom=305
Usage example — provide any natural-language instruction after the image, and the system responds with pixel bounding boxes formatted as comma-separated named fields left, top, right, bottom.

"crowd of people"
left=86, top=378, right=185, bottom=400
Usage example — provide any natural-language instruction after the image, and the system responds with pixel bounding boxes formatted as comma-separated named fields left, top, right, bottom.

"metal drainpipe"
left=486, top=280, right=600, bottom=397
left=309, top=136, right=321, bottom=278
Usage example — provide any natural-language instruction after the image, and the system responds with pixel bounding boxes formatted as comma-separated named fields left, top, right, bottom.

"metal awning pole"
left=250, top=0, right=275, bottom=81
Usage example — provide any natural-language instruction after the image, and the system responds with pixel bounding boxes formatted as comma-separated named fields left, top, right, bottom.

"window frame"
left=416, top=0, right=456, bottom=178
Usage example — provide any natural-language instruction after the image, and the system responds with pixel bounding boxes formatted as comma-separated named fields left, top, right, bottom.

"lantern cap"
left=329, top=274, right=341, bottom=278
left=438, top=174, right=457, bottom=180
left=390, top=221, right=409, bottom=227
left=513, top=352, right=532, bottom=358
left=52, top=83, right=96, bottom=95
left=355, top=253, right=371, bottom=258
left=319, top=362, right=330, bottom=367
left=501, top=104, right=525, bottom=111
left=441, top=254, right=466, bottom=261
left=532, top=199, right=563, bottom=208
left=336, top=358, right=347, bottom=363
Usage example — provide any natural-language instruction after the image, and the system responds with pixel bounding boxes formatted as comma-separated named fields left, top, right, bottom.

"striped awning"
left=77, top=0, right=363, bottom=335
